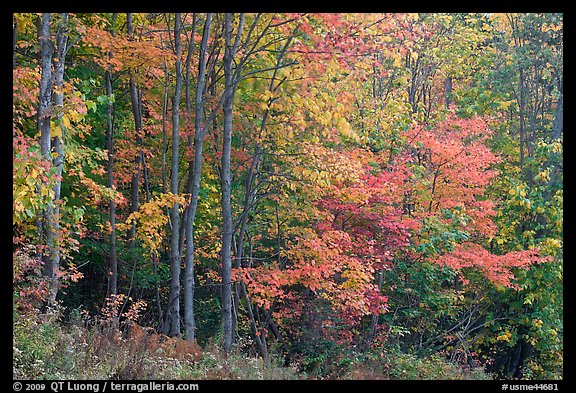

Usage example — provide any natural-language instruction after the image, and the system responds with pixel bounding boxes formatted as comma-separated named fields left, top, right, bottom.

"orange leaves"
left=234, top=265, right=286, bottom=310
left=99, top=293, right=147, bottom=326
left=82, top=24, right=169, bottom=75
left=238, top=228, right=387, bottom=318
left=404, top=112, right=501, bottom=235
left=437, top=242, right=551, bottom=288
left=13, top=66, right=40, bottom=128
left=400, top=112, right=544, bottom=287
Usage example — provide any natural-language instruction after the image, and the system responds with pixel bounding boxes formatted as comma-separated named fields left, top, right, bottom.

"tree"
left=36, top=13, right=71, bottom=306
left=219, top=12, right=244, bottom=352
left=127, top=13, right=144, bottom=249
left=182, top=13, right=213, bottom=342
left=104, top=14, right=118, bottom=297
left=162, top=12, right=184, bottom=337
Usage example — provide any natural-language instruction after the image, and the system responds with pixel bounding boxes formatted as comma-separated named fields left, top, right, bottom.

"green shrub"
left=13, top=307, right=63, bottom=379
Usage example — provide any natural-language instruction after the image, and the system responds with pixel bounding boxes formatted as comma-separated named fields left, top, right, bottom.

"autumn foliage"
left=13, top=12, right=562, bottom=380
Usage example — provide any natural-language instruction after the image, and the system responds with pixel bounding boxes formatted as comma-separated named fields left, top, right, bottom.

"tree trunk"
left=13, top=17, right=18, bottom=68
left=161, top=36, right=169, bottom=195
left=232, top=147, right=259, bottom=335
left=102, top=14, right=118, bottom=298
left=37, top=13, right=58, bottom=306
left=35, top=13, right=70, bottom=306
left=444, top=76, right=452, bottom=108
left=239, top=282, right=270, bottom=364
left=183, top=13, right=213, bottom=342
left=536, top=77, right=563, bottom=238
left=518, top=69, right=526, bottom=169
left=49, top=14, right=69, bottom=305
left=365, top=270, right=384, bottom=351
left=127, top=13, right=143, bottom=248
left=220, top=12, right=237, bottom=352
left=551, top=78, right=563, bottom=140
left=164, top=12, right=183, bottom=337
left=105, top=68, right=118, bottom=297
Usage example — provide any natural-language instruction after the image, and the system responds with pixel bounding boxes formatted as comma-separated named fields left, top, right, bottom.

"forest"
left=13, top=13, right=563, bottom=381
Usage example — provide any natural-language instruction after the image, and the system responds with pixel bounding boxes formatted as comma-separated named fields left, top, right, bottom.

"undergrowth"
left=13, top=305, right=491, bottom=380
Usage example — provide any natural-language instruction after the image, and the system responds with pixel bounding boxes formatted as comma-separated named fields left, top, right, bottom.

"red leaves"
left=237, top=228, right=388, bottom=319
left=400, top=113, right=553, bottom=287
left=404, top=112, right=501, bottom=236
left=437, top=242, right=551, bottom=288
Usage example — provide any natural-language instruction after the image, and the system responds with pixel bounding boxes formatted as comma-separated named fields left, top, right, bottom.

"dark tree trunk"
left=183, top=13, right=213, bottom=342
left=127, top=13, right=143, bottom=248
left=105, top=70, right=117, bottom=297
left=365, top=270, right=384, bottom=351
left=444, top=76, right=452, bottom=108
left=103, top=14, right=118, bottom=298
left=35, top=13, right=70, bottom=306
left=164, top=12, right=183, bottom=337
left=13, top=17, right=18, bottom=68
left=551, top=78, right=563, bottom=140
left=518, top=69, right=526, bottom=169
left=231, top=25, right=294, bottom=351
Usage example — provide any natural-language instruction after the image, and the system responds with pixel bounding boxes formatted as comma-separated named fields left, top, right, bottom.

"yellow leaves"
left=335, top=116, right=348, bottom=132
left=508, top=184, right=534, bottom=210
left=29, top=167, right=40, bottom=180
left=542, top=22, right=562, bottom=33
left=300, top=168, right=312, bottom=179
left=117, top=193, right=189, bottom=255
left=114, top=221, right=131, bottom=233
left=520, top=199, right=531, bottom=209
left=259, top=90, right=274, bottom=102
left=13, top=145, right=58, bottom=226
left=257, top=90, right=274, bottom=110
left=533, top=319, right=544, bottom=328
left=301, top=168, right=330, bottom=187
left=498, top=100, right=514, bottom=110
left=62, top=114, right=71, bottom=129
left=522, top=230, right=535, bottom=239
left=496, top=330, right=512, bottom=342
left=549, top=238, right=562, bottom=249
left=49, top=119, right=64, bottom=139
left=392, top=53, right=404, bottom=68
left=541, top=237, right=562, bottom=255
left=534, top=168, right=550, bottom=183
left=13, top=13, right=37, bottom=35
left=334, top=115, right=360, bottom=142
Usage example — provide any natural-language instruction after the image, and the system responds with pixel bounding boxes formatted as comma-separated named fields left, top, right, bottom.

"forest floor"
left=13, top=307, right=491, bottom=381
